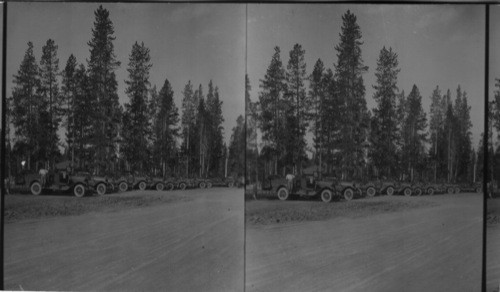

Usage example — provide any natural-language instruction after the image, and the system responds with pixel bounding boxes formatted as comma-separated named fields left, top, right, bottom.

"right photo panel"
left=245, top=4, right=485, bottom=291
left=489, top=5, right=500, bottom=292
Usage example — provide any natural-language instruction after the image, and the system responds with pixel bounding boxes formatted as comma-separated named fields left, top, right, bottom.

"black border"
left=1, top=2, right=7, bottom=290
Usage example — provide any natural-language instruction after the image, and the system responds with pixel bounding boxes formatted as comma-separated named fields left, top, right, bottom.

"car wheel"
left=476, top=187, right=482, bottom=194
left=207, top=182, right=213, bottom=188
left=343, top=188, right=354, bottom=201
left=427, top=188, right=435, bottom=196
left=139, top=181, right=147, bottom=191
left=199, top=182, right=206, bottom=189
left=73, top=184, right=85, bottom=198
left=366, top=187, right=376, bottom=197
left=277, top=187, right=289, bottom=201
left=403, top=188, right=412, bottom=197
left=320, top=189, right=333, bottom=203
left=119, top=182, right=128, bottom=192
left=30, top=181, right=42, bottom=196
left=156, top=183, right=164, bottom=191
left=447, top=187, right=454, bottom=194
left=414, top=188, right=422, bottom=196
left=166, top=183, right=174, bottom=191
left=455, top=187, right=460, bottom=194
left=179, top=182, right=187, bottom=190
left=228, top=182, right=234, bottom=188
left=386, top=186, right=394, bottom=196
left=96, top=183, right=106, bottom=196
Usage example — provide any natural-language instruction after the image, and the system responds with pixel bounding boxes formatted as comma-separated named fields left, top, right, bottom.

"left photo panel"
left=3, top=3, right=245, bottom=291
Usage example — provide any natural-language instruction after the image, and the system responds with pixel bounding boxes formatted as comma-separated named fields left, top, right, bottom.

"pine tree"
left=309, top=58, right=325, bottom=164
left=285, top=43, right=309, bottom=173
left=121, top=42, right=153, bottom=172
left=151, top=78, right=180, bottom=177
left=206, top=82, right=225, bottom=177
left=401, top=85, right=427, bottom=181
left=228, top=115, right=245, bottom=179
left=428, top=86, right=444, bottom=181
left=453, top=86, right=472, bottom=182
left=61, top=54, right=78, bottom=163
left=258, top=46, right=287, bottom=175
left=196, top=94, right=208, bottom=177
left=395, top=90, right=407, bottom=177
left=369, top=47, right=400, bottom=178
left=11, top=42, right=41, bottom=170
left=321, top=68, right=343, bottom=175
left=87, top=5, right=122, bottom=174
left=334, top=10, right=370, bottom=179
left=180, top=81, right=198, bottom=176
left=246, top=74, right=259, bottom=183
left=39, top=39, right=62, bottom=165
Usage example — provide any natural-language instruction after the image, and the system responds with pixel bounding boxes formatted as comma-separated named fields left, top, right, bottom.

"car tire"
left=228, top=182, right=234, bottom=188
left=199, top=182, right=206, bottom=189
left=447, top=187, right=454, bottom=194
left=156, top=183, right=164, bottom=191
left=343, top=188, right=354, bottom=201
left=96, top=183, right=106, bottom=196
left=427, top=188, right=435, bottom=196
left=139, top=181, right=147, bottom=191
left=207, top=182, right=213, bottom=188
left=476, top=187, right=482, bottom=194
left=403, top=188, right=412, bottom=197
left=119, top=182, right=128, bottom=192
left=386, top=186, right=394, bottom=196
left=320, top=189, right=333, bottom=203
left=166, top=183, right=174, bottom=191
left=366, top=187, right=376, bottom=197
left=277, top=187, right=289, bottom=201
left=179, top=182, right=187, bottom=190
left=73, top=184, right=85, bottom=198
left=414, top=188, right=422, bottom=196
left=455, top=187, right=460, bottom=194
left=30, top=181, right=42, bottom=196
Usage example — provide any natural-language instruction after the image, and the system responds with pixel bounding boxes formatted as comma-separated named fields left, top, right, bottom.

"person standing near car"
left=286, top=168, right=295, bottom=191
left=39, top=166, right=49, bottom=186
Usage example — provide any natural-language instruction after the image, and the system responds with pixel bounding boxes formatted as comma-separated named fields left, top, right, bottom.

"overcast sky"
left=6, top=2, right=245, bottom=145
left=247, top=4, right=485, bottom=151
left=491, top=5, right=500, bottom=103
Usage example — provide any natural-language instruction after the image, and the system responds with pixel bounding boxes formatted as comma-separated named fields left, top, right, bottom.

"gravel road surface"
left=246, top=193, right=482, bottom=292
left=4, top=188, right=244, bottom=291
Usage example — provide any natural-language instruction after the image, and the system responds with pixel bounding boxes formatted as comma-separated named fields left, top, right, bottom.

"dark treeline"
left=5, top=6, right=242, bottom=179
left=246, top=10, right=477, bottom=184
left=487, top=79, right=500, bottom=185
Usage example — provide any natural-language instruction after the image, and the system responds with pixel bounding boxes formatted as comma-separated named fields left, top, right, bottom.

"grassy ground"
left=246, top=196, right=438, bottom=225
left=4, top=191, right=191, bottom=223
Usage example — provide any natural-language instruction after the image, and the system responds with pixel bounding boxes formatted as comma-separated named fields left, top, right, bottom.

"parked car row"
left=264, top=173, right=483, bottom=203
left=8, top=168, right=238, bottom=198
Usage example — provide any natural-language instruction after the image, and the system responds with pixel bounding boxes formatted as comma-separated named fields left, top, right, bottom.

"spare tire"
left=277, top=187, right=290, bottom=201
left=73, top=184, right=85, bottom=198
left=366, top=186, right=376, bottom=197
left=30, top=181, right=42, bottom=196
left=156, top=183, right=165, bottom=191
left=119, top=182, right=128, bottom=192
left=343, top=188, right=354, bottom=201
left=320, top=189, right=333, bottom=203
left=96, top=183, right=106, bottom=196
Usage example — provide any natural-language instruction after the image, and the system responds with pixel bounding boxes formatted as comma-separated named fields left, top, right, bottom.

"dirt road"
left=4, top=188, right=244, bottom=291
left=246, top=193, right=482, bottom=292
left=488, top=198, right=500, bottom=292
